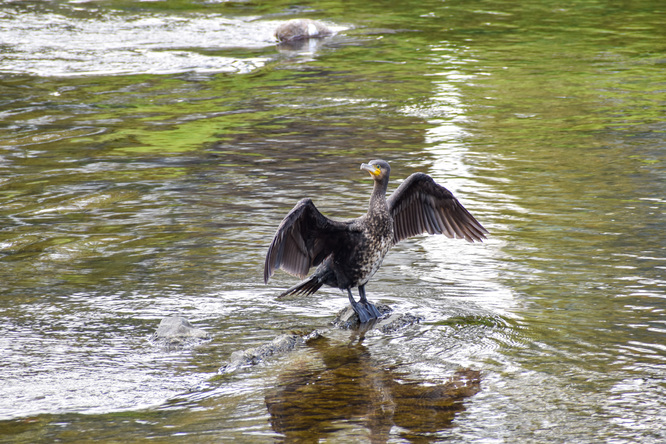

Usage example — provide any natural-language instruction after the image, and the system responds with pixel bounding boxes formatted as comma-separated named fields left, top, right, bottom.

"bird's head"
left=360, top=159, right=391, bottom=182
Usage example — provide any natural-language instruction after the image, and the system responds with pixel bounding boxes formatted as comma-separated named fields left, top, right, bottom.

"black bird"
left=264, top=160, right=488, bottom=323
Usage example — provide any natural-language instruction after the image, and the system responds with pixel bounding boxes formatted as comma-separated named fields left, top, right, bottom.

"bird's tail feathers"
left=278, top=274, right=324, bottom=298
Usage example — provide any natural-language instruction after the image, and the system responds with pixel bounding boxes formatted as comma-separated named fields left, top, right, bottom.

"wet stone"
left=376, top=312, right=425, bottom=333
left=332, top=304, right=391, bottom=329
left=219, top=330, right=323, bottom=374
left=332, top=304, right=422, bottom=331
left=274, top=19, right=333, bottom=42
left=151, top=315, right=210, bottom=349
left=218, top=305, right=423, bottom=375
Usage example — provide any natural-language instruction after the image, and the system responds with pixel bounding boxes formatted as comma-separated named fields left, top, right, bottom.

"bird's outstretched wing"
left=387, top=173, right=488, bottom=244
left=264, top=198, right=352, bottom=283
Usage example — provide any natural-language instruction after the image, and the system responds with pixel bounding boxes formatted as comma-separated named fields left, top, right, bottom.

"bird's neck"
left=368, top=179, right=389, bottom=215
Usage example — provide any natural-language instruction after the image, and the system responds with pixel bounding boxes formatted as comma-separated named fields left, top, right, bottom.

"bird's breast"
left=354, top=215, right=393, bottom=285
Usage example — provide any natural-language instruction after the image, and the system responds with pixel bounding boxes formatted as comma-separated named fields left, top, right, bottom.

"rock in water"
left=275, top=19, right=333, bottom=42
left=151, top=315, right=209, bottom=348
left=376, top=312, right=424, bottom=333
left=332, top=304, right=424, bottom=331
left=219, top=330, right=323, bottom=374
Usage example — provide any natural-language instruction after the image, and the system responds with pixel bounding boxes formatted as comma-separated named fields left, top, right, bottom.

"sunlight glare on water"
left=0, top=9, right=286, bottom=76
left=0, top=291, right=205, bottom=419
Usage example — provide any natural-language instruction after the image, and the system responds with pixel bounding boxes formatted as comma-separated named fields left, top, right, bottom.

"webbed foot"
left=347, top=288, right=381, bottom=323
left=363, top=301, right=382, bottom=319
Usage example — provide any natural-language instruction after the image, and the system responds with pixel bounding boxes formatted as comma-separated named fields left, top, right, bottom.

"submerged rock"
left=218, top=305, right=423, bottom=374
left=376, top=312, right=425, bottom=333
left=275, top=19, right=333, bottom=42
left=151, top=315, right=210, bottom=348
left=219, top=330, right=323, bottom=374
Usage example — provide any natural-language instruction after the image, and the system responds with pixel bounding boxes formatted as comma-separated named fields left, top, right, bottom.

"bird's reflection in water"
left=265, top=332, right=481, bottom=442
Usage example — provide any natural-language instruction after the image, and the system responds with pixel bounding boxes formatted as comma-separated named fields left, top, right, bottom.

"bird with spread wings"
left=264, top=159, right=487, bottom=323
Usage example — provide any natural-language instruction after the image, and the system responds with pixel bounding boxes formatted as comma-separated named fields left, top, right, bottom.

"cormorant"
left=264, top=160, right=488, bottom=323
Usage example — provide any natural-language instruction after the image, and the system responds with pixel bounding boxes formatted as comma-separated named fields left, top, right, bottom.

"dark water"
left=1, top=0, right=664, bottom=442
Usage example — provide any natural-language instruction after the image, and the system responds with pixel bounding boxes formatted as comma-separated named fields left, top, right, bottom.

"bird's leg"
left=358, top=285, right=382, bottom=319
left=347, top=288, right=372, bottom=323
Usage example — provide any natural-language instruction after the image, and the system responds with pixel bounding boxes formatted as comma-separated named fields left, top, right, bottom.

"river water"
left=1, top=0, right=664, bottom=442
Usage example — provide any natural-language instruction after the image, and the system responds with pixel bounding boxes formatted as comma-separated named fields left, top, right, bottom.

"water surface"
left=1, top=0, right=664, bottom=442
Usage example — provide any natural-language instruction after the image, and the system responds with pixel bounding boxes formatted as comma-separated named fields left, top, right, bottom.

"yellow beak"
left=360, top=163, right=381, bottom=177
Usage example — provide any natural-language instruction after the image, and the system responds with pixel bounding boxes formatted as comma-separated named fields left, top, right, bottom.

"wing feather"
left=425, top=203, right=439, bottom=234
left=264, top=198, right=351, bottom=283
left=387, top=173, right=488, bottom=245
